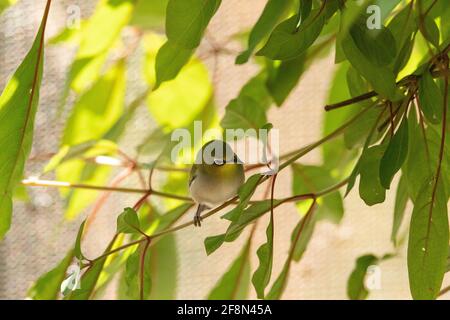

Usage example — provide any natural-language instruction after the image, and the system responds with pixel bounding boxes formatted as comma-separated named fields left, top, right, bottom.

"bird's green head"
left=194, top=140, right=243, bottom=178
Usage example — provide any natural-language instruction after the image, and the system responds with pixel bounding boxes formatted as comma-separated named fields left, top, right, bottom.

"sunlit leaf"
left=420, top=15, right=440, bottom=48
left=63, top=0, right=134, bottom=94
left=56, top=61, right=126, bottom=219
left=144, top=34, right=213, bottom=129
left=0, top=5, right=48, bottom=239
left=154, top=0, right=221, bottom=86
left=0, top=0, right=16, bottom=14
left=129, top=0, right=167, bottom=30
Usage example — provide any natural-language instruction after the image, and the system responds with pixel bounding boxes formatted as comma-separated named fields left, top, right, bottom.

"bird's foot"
left=193, top=214, right=203, bottom=227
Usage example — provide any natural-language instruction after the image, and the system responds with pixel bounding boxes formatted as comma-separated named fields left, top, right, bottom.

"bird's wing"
left=189, top=164, right=197, bottom=187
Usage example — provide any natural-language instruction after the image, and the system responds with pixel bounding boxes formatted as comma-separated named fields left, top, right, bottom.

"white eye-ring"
left=213, top=158, right=225, bottom=166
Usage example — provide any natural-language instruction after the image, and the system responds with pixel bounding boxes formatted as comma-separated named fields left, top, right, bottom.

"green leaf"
left=266, top=210, right=315, bottom=300
left=266, top=54, right=305, bottom=106
left=344, top=106, right=381, bottom=149
left=236, top=0, right=291, bottom=64
left=391, top=175, right=408, bottom=246
left=379, top=116, right=409, bottom=189
left=117, top=207, right=141, bottom=234
left=341, top=29, right=397, bottom=100
left=252, top=210, right=274, bottom=299
left=387, top=5, right=416, bottom=75
left=57, top=61, right=126, bottom=219
left=65, top=237, right=117, bottom=300
left=220, top=71, right=271, bottom=131
left=123, top=242, right=152, bottom=299
left=257, top=8, right=326, bottom=60
left=0, top=6, right=47, bottom=239
left=147, top=235, right=178, bottom=299
left=221, top=96, right=268, bottom=130
left=322, top=62, right=359, bottom=170
left=44, top=140, right=118, bottom=173
left=222, top=174, right=261, bottom=222
left=129, top=0, right=168, bottom=30
left=154, top=0, right=221, bottom=86
left=292, top=164, right=344, bottom=224
left=420, top=15, right=440, bottom=48
left=291, top=215, right=316, bottom=262
left=358, top=144, right=387, bottom=206
left=166, top=0, right=221, bottom=48
left=61, top=0, right=134, bottom=97
left=408, top=179, right=448, bottom=300
left=27, top=250, right=74, bottom=300
left=74, top=220, right=86, bottom=260
left=265, top=259, right=289, bottom=300
left=154, top=41, right=193, bottom=88
left=349, top=18, right=397, bottom=66
left=418, top=70, right=443, bottom=124
left=208, top=237, right=251, bottom=300
left=152, top=203, right=193, bottom=233
left=403, top=107, right=450, bottom=203
left=204, top=234, right=226, bottom=256
left=0, top=0, right=16, bottom=14
left=205, top=199, right=281, bottom=255
left=347, top=254, right=378, bottom=300
left=144, top=34, right=214, bottom=129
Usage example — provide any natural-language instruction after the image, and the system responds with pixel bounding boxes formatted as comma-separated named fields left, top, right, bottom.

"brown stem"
left=21, top=178, right=193, bottom=202
left=84, top=177, right=348, bottom=266
left=139, top=239, right=151, bottom=300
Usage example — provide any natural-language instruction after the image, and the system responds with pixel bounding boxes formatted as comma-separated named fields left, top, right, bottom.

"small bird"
left=189, top=140, right=245, bottom=227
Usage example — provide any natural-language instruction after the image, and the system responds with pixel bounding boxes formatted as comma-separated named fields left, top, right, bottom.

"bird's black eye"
left=213, top=159, right=225, bottom=166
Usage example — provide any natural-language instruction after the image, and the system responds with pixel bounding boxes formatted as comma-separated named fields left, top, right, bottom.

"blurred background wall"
left=0, top=0, right=448, bottom=300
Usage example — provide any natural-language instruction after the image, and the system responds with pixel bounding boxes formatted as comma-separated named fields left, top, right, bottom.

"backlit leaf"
left=57, top=61, right=126, bottom=219
left=0, top=5, right=48, bottom=239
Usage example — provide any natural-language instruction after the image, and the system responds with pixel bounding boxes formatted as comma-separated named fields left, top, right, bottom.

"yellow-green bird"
left=189, top=140, right=245, bottom=226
